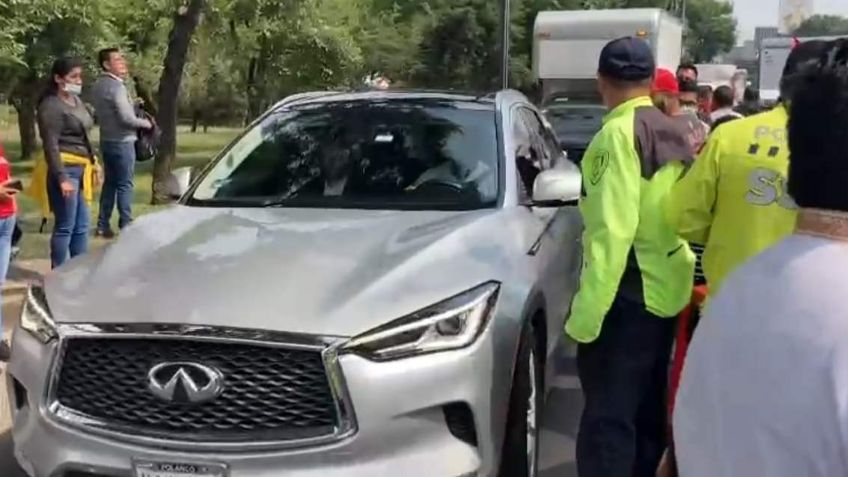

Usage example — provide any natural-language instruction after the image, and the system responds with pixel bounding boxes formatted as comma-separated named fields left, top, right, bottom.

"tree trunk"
left=10, top=75, right=39, bottom=161
left=191, top=110, right=200, bottom=133
left=133, top=75, right=158, bottom=118
left=245, top=40, right=269, bottom=123
left=151, top=0, right=206, bottom=204
left=14, top=101, right=37, bottom=161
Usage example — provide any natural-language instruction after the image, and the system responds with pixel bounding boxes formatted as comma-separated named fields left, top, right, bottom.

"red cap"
left=652, top=68, right=679, bottom=95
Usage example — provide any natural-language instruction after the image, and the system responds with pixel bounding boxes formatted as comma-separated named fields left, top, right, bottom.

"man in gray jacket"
left=91, top=48, right=152, bottom=238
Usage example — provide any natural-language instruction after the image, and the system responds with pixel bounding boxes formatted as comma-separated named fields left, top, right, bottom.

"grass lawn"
left=0, top=120, right=240, bottom=260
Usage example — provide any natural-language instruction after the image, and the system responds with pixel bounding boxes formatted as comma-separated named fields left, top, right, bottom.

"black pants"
left=576, top=294, right=676, bottom=477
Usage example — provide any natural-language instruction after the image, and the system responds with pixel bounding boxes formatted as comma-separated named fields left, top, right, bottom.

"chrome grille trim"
left=43, top=323, right=357, bottom=452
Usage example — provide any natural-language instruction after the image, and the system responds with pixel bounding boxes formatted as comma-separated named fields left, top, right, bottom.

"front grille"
left=54, top=338, right=338, bottom=442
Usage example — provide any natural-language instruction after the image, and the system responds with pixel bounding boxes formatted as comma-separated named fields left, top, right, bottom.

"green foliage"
left=411, top=0, right=501, bottom=90
left=794, top=15, right=848, bottom=37
left=683, top=0, right=736, bottom=63
left=0, top=0, right=740, bottom=139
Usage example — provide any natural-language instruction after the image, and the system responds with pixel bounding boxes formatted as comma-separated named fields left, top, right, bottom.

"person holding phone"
left=0, top=138, right=18, bottom=361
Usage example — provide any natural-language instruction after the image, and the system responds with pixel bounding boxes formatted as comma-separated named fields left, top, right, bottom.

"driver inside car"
left=407, top=135, right=490, bottom=191
left=298, top=141, right=363, bottom=197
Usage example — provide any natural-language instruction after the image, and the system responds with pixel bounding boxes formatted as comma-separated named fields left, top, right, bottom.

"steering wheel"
left=413, top=179, right=464, bottom=193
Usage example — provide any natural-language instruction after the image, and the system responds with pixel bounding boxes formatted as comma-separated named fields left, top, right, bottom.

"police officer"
left=567, top=37, right=695, bottom=477
left=666, top=40, right=830, bottom=296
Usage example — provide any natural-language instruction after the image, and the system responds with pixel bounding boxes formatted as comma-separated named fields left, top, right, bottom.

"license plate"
left=133, top=460, right=228, bottom=477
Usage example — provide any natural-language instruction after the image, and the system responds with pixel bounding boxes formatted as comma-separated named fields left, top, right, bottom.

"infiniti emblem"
left=147, top=362, right=224, bottom=404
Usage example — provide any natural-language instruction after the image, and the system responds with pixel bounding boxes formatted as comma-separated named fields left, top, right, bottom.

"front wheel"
left=498, top=323, right=543, bottom=477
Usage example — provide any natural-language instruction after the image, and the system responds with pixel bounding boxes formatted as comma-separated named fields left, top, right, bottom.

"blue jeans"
left=48, top=166, right=90, bottom=268
left=0, top=215, right=15, bottom=334
left=97, top=140, right=136, bottom=231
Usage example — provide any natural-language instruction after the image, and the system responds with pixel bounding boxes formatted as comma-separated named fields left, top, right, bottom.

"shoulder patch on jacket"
left=589, top=150, right=610, bottom=185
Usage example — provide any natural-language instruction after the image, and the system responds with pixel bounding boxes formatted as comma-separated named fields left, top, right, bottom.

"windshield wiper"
left=186, top=196, right=284, bottom=208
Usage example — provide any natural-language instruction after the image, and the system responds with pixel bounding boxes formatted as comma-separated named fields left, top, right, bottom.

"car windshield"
left=190, top=100, right=499, bottom=210
left=544, top=102, right=606, bottom=140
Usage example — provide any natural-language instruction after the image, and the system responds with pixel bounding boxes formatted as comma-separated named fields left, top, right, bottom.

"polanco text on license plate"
left=134, top=460, right=228, bottom=477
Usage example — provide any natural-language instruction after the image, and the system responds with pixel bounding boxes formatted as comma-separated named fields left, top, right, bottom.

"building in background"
left=779, top=0, right=813, bottom=34
left=755, top=27, right=781, bottom=50
left=718, top=39, right=758, bottom=83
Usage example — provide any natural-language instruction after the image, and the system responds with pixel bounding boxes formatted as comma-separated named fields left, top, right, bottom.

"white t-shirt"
left=675, top=233, right=848, bottom=477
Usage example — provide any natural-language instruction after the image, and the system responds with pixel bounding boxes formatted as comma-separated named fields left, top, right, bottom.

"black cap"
left=598, top=37, right=656, bottom=81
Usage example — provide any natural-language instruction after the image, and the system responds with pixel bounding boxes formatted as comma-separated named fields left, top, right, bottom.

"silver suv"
left=6, top=90, right=583, bottom=477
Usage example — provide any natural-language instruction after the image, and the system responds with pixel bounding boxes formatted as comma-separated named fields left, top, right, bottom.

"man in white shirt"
left=673, top=38, right=847, bottom=477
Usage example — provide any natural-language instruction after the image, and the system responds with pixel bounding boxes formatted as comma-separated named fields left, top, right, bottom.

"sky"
left=732, top=0, right=848, bottom=42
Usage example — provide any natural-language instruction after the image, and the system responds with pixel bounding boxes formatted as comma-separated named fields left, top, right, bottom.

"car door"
left=515, top=105, right=583, bottom=362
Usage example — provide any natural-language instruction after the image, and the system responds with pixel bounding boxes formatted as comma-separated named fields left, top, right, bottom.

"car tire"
left=498, top=323, right=543, bottom=477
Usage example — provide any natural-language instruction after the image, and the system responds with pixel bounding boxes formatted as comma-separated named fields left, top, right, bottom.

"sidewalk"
left=3, top=260, right=50, bottom=298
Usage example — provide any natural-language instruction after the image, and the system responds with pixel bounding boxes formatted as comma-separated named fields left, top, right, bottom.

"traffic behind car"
left=7, top=90, right=583, bottom=477
left=542, top=98, right=605, bottom=165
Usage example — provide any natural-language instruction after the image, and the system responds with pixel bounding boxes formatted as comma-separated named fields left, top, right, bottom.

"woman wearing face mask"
left=34, top=57, right=99, bottom=268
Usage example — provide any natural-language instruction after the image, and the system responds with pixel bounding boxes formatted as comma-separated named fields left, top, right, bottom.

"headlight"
left=344, top=282, right=500, bottom=361
left=20, top=285, right=57, bottom=344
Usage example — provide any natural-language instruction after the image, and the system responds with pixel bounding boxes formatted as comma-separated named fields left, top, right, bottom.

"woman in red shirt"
left=0, top=138, right=19, bottom=360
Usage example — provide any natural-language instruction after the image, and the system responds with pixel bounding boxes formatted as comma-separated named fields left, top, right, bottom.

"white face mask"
left=64, top=83, right=82, bottom=96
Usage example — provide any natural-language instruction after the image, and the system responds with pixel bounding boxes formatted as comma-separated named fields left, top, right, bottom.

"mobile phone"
left=4, top=179, right=23, bottom=192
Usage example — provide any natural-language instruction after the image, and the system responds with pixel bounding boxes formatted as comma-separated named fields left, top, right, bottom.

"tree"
left=103, top=0, right=173, bottom=116
left=0, top=0, right=111, bottom=159
left=412, top=1, right=501, bottom=90
left=684, top=0, right=736, bottom=63
left=152, top=0, right=206, bottom=203
left=794, top=15, right=848, bottom=37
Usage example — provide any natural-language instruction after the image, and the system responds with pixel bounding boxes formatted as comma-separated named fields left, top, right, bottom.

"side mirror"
left=532, top=167, right=581, bottom=207
left=165, top=166, right=194, bottom=200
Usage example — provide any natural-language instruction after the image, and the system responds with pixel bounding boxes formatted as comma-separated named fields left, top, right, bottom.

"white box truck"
left=758, top=35, right=843, bottom=104
left=533, top=8, right=683, bottom=102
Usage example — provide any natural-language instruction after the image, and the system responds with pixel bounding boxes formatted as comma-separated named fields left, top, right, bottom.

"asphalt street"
left=0, top=292, right=582, bottom=477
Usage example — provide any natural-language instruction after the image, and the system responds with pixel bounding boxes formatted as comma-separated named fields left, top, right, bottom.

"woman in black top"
left=37, top=57, right=96, bottom=268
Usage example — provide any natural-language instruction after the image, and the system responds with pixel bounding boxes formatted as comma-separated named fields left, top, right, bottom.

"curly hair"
left=787, top=39, right=848, bottom=211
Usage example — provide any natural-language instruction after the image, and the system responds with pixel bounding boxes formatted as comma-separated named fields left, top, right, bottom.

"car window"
left=524, top=109, right=564, bottom=169
left=191, top=101, right=499, bottom=210
left=519, top=108, right=557, bottom=169
left=512, top=108, right=540, bottom=201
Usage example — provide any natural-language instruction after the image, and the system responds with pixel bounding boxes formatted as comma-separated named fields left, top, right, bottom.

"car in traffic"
left=541, top=96, right=605, bottom=166
left=6, top=90, right=583, bottom=477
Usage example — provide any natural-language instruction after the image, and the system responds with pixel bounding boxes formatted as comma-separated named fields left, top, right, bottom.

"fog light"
left=14, top=447, right=36, bottom=477
left=444, top=402, right=478, bottom=447
left=12, top=377, right=28, bottom=411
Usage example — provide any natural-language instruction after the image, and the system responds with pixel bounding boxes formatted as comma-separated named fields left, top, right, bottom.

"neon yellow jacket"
left=666, top=106, right=797, bottom=296
left=566, top=97, right=695, bottom=343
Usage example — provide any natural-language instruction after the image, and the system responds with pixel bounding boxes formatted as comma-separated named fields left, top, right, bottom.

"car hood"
left=45, top=206, right=517, bottom=337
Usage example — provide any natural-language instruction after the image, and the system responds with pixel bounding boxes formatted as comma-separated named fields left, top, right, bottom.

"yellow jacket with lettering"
left=666, top=106, right=797, bottom=295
